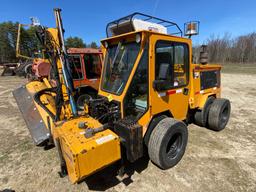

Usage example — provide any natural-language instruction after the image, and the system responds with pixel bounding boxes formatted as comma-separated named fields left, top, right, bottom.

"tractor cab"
left=87, top=13, right=230, bottom=170
left=97, top=13, right=193, bottom=128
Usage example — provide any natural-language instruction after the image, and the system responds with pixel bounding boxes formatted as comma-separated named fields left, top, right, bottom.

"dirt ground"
left=0, top=68, right=256, bottom=192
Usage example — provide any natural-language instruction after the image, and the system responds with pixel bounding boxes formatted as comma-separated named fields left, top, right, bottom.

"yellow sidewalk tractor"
left=13, top=11, right=231, bottom=184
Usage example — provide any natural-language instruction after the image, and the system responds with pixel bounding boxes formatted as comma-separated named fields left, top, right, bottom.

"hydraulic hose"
left=33, top=87, right=57, bottom=120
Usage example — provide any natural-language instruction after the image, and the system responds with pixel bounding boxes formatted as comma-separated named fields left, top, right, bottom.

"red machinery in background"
left=67, top=48, right=103, bottom=109
left=22, top=47, right=103, bottom=110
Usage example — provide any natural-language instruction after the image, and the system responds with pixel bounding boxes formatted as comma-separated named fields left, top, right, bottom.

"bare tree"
left=194, top=32, right=256, bottom=64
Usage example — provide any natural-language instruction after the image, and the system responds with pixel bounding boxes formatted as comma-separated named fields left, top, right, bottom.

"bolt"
left=78, top=122, right=86, bottom=129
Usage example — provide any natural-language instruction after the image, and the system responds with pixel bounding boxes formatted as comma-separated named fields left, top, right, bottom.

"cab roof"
left=101, top=29, right=191, bottom=43
left=106, top=12, right=183, bottom=38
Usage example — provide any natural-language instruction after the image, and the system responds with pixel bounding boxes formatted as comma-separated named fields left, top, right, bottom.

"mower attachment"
left=13, top=85, right=50, bottom=146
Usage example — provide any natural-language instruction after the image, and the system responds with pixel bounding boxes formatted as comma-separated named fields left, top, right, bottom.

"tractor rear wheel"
left=148, top=117, right=188, bottom=169
left=194, top=96, right=215, bottom=127
left=208, top=98, right=231, bottom=131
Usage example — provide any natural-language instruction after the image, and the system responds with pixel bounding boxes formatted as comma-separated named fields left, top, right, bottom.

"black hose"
left=49, top=55, right=63, bottom=121
left=33, top=87, right=57, bottom=120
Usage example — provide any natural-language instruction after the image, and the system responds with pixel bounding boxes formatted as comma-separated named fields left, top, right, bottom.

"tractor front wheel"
left=148, top=117, right=188, bottom=169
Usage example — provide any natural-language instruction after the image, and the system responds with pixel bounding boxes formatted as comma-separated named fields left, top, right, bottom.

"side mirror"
left=153, top=63, right=171, bottom=91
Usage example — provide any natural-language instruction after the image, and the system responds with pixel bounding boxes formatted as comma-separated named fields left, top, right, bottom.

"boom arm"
left=54, top=8, right=78, bottom=117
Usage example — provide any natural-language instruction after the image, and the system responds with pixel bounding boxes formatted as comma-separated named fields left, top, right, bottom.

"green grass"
left=220, top=63, right=256, bottom=74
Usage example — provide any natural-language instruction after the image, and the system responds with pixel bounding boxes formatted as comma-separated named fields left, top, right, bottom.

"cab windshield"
left=101, top=41, right=141, bottom=95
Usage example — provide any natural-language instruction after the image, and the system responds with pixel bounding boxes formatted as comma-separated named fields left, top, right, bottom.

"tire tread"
left=148, top=118, right=187, bottom=169
left=208, top=98, right=231, bottom=131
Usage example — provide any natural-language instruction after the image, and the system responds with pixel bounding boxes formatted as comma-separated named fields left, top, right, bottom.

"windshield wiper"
left=112, top=41, right=122, bottom=65
left=111, top=41, right=122, bottom=75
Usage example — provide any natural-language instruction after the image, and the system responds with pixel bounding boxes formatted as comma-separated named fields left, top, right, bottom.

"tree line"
left=0, top=21, right=99, bottom=63
left=1, top=21, right=256, bottom=64
left=194, top=32, right=256, bottom=64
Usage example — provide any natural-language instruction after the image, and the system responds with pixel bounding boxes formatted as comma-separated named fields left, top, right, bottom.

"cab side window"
left=155, top=41, right=189, bottom=87
left=84, top=54, right=101, bottom=79
left=68, top=55, right=83, bottom=79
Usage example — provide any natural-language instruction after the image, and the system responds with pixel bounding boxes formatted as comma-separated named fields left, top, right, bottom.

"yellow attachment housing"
left=54, top=117, right=121, bottom=183
left=25, top=80, right=57, bottom=125
left=13, top=80, right=57, bottom=145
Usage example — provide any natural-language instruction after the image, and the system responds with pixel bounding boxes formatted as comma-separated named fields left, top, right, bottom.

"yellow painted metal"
left=99, top=32, right=148, bottom=118
left=16, top=23, right=49, bottom=62
left=53, top=117, right=121, bottom=183
left=99, top=31, right=192, bottom=123
left=47, top=28, right=222, bottom=183
left=190, top=64, right=221, bottom=109
left=42, top=78, right=52, bottom=89
left=25, top=81, right=56, bottom=128
left=149, top=33, right=192, bottom=121
left=19, top=23, right=223, bottom=183
left=16, top=23, right=34, bottom=60
left=15, top=13, right=122, bottom=184
left=45, top=27, right=74, bottom=119
left=99, top=30, right=222, bottom=135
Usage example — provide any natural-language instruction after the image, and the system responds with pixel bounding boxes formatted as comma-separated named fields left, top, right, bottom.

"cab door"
left=150, top=35, right=191, bottom=120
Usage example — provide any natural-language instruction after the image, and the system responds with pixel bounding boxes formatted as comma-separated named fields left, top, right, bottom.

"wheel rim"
left=166, top=132, right=182, bottom=159
left=77, top=94, right=92, bottom=110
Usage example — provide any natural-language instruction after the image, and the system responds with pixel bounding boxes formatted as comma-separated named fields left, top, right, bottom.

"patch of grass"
left=220, top=63, right=256, bottom=74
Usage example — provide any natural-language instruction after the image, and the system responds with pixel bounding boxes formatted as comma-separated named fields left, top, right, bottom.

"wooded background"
left=0, top=21, right=98, bottom=63
left=0, top=21, right=256, bottom=64
left=194, top=32, right=256, bottom=64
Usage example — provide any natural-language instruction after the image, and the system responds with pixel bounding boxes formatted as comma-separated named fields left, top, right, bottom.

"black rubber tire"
left=144, top=115, right=167, bottom=147
left=208, top=98, right=231, bottom=131
left=76, top=94, right=92, bottom=110
left=24, top=64, right=32, bottom=75
left=148, top=117, right=188, bottom=169
left=194, top=96, right=215, bottom=127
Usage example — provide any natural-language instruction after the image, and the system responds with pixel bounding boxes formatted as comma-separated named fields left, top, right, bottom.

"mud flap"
left=13, top=85, right=50, bottom=146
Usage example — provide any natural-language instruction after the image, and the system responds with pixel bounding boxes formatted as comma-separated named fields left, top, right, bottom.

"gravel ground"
left=0, top=70, right=256, bottom=192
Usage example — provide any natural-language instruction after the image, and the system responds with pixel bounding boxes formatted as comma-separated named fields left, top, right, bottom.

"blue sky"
left=1, top=0, right=256, bottom=45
